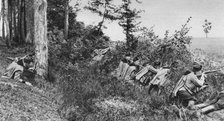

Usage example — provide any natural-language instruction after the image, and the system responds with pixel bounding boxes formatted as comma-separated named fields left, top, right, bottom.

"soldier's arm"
left=147, top=65, right=158, bottom=73
left=190, top=74, right=205, bottom=87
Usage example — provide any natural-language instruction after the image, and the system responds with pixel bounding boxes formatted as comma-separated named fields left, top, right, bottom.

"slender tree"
left=64, top=0, right=69, bottom=40
left=34, top=0, right=48, bottom=77
left=202, top=19, right=212, bottom=38
left=20, top=0, right=26, bottom=43
left=25, top=0, right=34, bottom=44
left=2, top=0, right=5, bottom=43
left=8, top=0, right=13, bottom=45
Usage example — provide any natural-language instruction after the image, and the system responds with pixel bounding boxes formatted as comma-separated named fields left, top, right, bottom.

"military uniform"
left=177, top=72, right=205, bottom=107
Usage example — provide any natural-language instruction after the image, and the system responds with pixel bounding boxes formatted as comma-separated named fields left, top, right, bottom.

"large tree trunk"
left=25, top=0, right=34, bottom=44
left=34, top=0, right=48, bottom=78
left=64, top=0, right=69, bottom=40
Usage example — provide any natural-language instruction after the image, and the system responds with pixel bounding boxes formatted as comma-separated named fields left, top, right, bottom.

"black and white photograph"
left=0, top=0, right=224, bottom=120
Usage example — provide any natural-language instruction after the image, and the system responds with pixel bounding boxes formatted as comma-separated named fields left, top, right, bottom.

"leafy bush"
left=50, top=18, right=196, bottom=121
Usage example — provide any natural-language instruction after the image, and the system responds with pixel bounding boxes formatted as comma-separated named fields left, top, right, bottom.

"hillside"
left=0, top=46, right=64, bottom=121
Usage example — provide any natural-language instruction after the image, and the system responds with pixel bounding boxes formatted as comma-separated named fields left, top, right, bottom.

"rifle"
left=203, top=70, right=219, bottom=74
left=7, top=57, right=19, bottom=62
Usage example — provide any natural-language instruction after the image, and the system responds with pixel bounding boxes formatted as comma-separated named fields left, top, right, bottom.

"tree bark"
left=17, top=0, right=21, bottom=43
left=20, top=0, right=25, bottom=43
left=25, top=0, right=34, bottom=44
left=4, top=0, right=10, bottom=48
left=8, top=0, right=12, bottom=45
left=34, top=0, right=48, bottom=78
left=2, top=0, right=5, bottom=41
left=64, top=0, right=69, bottom=40
left=13, top=0, right=19, bottom=43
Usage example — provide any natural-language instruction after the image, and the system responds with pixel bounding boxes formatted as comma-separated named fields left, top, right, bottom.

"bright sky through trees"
left=73, top=0, right=224, bottom=41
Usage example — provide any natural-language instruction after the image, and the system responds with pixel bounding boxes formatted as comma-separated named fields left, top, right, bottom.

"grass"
left=0, top=45, right=64, bottom=121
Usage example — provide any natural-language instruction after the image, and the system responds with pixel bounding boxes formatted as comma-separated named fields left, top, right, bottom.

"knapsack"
left=171, top=75, right=187, bottom=98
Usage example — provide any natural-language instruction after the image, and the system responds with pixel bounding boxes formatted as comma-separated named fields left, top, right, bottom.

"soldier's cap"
left=153, top=60, right=161, bottom=66
left=133, top=56, right=139, bottom=62
left=192, top=62, right=202, bottom=72
left=125, top=52, right=131, bottom=56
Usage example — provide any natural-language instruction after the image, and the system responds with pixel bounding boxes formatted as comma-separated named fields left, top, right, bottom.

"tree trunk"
left=25, top=0, right=34, bottom=44
left=2, top=0, right=5, bottom=41
left=64, top=0, right=69, bottom=40
left=8, top=0, right=12, bottom=45
left=4, top=0, right=10, bottom=48
left=17, top=0, right=21, bottom=43
left=34, top=0, right=48, bottom=78
left=20, top=0, right=25, bottom=43
left=13, top=0, right=18, bottom=43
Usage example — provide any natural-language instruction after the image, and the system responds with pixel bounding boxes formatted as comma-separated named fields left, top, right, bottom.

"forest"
left=0, top=0, right=224, bottom=121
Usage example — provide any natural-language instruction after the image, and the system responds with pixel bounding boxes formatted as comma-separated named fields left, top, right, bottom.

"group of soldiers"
left=116, top=53, right=224, bottom=114
left=1, top=52, right=224, bottom=115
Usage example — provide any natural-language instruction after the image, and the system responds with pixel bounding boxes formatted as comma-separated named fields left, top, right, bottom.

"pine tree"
left=118, top=0, right=142, bottom=51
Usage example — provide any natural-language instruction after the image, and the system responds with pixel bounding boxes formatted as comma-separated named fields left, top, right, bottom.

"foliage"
left=47, top=0, right=82, bottom=39
left=50, top=17, right=199, bottom=121
left=6, top=0, right=223, bottom=120
left=202, top=19, right=212, bottom=38
left=118, top=0, right=142, bottom=51
left=85, top=0, right=120, bottom=29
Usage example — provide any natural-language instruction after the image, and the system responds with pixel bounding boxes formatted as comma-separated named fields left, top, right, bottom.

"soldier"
left=194, top=90, right=224, bottom=114
left=117, top=53, right=132, bottom=79
left=172, top=62, right=207, bottom=109
left=134, top=60, right=161, bottom=86
left=148, top=65, right=170, bottom=95
left=124, top=56, right=141, bottom=81
left=2, top=53, right=35, bottom=86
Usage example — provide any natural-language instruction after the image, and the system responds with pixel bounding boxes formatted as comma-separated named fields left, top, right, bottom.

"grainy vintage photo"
left=0, top=0, right=224, bottom=120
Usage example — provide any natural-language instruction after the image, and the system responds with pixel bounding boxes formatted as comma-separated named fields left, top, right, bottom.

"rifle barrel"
left=204, top=70, right=218, bottom=74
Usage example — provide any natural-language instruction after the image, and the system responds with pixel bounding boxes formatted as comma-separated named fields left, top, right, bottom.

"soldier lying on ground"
left=1, top=53, right=35, bottom=86
left=194, top=90, right=224, bottom=114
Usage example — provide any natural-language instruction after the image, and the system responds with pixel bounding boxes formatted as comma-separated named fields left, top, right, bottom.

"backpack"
left=171, top=75, right=187, bottom=98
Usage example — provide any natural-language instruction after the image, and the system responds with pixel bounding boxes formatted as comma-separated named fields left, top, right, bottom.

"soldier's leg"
left=14, top=71, right=24, bottom=83
left=194, top=97, right=218, bottom=109
left=200, top=105, right=216, bottom=113
left=117, top=61, right=124, bottom=77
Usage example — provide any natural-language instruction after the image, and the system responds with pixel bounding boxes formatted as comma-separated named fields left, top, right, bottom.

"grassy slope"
left=1, top=38, right=224, bottom=120
left=0, top=45, right=65, bottom=121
